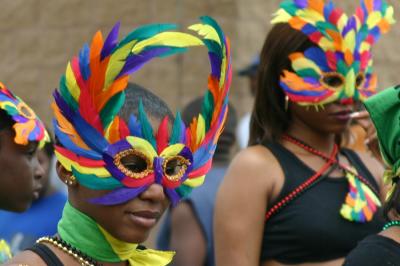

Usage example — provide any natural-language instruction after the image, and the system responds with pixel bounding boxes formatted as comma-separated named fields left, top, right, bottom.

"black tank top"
left=260, top=141, right=385, bottom=264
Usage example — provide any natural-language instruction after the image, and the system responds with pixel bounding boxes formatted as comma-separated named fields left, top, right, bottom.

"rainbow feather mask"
left=53, top=17, right=231, bottom=206
left=0, top=82, right=48, bottom=147
left=272, top=0, right=395, bottom=106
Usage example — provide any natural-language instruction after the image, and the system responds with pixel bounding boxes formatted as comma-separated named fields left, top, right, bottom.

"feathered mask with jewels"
left=272, top=0, right=395, bottom=106
left=52, top=17, right=231, bottom=206
left=0, top=82, right=48, bottom=146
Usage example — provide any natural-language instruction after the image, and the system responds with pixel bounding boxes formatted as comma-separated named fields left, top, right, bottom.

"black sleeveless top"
left=344, top=234, right=400, bottom=266
left=260, top=142, right=385, bottom=264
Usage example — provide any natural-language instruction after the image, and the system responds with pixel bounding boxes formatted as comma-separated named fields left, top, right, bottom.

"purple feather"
left=117, top=47, right=171, bottom=78
left=303, top=77, right=320, bottom=85
left=104, top=139, right=132, bottom=157
left=53, top=90, right=75, bottom=122
left=101, top=22, right=120, bottom=60
left=208, top=52, right=221, bottom=79
left=294, top=0, right=308, bottom=8
left=342, top=17, right=357, bottom=36
left=373, top=0, right=382, bottom=11
left=102, top=153, right=126, bottom=181
left=89, top=186, right=148, bottom=205
left=154, top=157, right=163, bottom=184
left=165, top=188, right=181, bottom=207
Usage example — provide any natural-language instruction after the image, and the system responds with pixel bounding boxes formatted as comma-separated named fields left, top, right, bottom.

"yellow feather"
left=125, top=136, right=158, bottom=159
left=343, top=30, right=356, bottom=53
left=160, top=144, right=185, bottom=158
left=292, top=57, right=322, bottom=74
left=132, top=32, right=203, bottom=54
left=271, top=9, right=292, bottom=24
left=196, top=114, right=206, bottom=145
left=297, top=9, right=324, bottom=25
left=367, top=11, right=382, bottom=29
left=55, top=151, right=110, bottom=177
left=104, top=40, right=137, bottom=90
left=65, top=62, right=81, bottom=101
left=188, top=24, right=221, bottom=45
left=184, top=175, right=205, bottom=187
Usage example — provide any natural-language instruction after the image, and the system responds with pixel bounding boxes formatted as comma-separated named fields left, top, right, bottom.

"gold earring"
left=284, top=95, right=289, bottom=112
left=65, top=175, right=77, bottom=186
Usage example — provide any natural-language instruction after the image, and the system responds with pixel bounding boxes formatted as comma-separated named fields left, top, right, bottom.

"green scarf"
left=364, top=86, right=400, bottom=197
left=58, top=202, right=174, bottom=265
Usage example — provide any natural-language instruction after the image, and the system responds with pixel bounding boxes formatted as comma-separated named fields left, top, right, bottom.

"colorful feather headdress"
left=272, top=0, right=395, bottom=106
left=52, top=16, right=231, bottom=206
left=0, top=82, right=48, bottom=146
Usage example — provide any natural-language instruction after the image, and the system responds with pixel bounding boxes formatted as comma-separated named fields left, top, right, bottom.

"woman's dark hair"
left=0, top=109, right=15, bottom=131
left=383, top=178, right=400, bottom=220
left=248, top=23, right=314, bottom=145
left=119, top=83, right=174, bottom=122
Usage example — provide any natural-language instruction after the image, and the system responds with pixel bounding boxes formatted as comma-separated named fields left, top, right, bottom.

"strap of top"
left=27, top=243, right=64, bottom=266
left=340, top=148, right=380, bottom=191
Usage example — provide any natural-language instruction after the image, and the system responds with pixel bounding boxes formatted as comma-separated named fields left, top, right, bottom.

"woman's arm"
left=214, top=146, right=282, bottom=266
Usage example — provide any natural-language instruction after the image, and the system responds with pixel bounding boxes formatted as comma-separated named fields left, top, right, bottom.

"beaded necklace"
left=265, top=135, right=380, bottom=222
left=37, top=236, right=101, bottom=266
left=383, top=220, right=400, bottom=231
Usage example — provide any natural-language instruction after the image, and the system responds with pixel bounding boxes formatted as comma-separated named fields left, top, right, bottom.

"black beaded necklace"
left=37, top=236, right=101, bottom=266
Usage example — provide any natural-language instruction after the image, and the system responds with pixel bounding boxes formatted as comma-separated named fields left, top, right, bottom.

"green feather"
left=118, top=23, right=178, bottom=48
left=280, top=1, right=298, bottom=16
left=138, top=100, right=156, bottom=149
left=99, top=92, right=125, bottom=129
left=201, top=91, right=214, bottom=131
left=176, top=184, right=193, bottom=199
left=203, top=39, right=222, bottom=58
left=297, top=68, right=320, bottom=79
left=170, top=111, right=182, bottom=145
left=59, top=75, right=78, bottom=111
left=72, top=167, right=122, bottom=190
left=337, top=60, right=349, bottom=75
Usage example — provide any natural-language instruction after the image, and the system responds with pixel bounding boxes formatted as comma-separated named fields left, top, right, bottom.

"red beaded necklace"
left=264, top=134, right=379, bottom=222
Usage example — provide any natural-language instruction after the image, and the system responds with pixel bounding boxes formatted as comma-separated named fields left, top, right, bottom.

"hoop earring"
left=284, top=95, right=289, bottom=112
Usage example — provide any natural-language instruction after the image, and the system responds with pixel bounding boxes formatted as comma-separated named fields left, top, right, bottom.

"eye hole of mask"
left=355, top=73, right=365, bottom=88
left=114, top=149, right=152, bottom=179
left=163, top=156, right=191, bottom=181
left=320, top=72, right=345, bottom=89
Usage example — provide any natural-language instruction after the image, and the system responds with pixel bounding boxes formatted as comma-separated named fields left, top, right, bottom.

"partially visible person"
left=344, top=86, right=400, bottom=266
left=0, top=82, right=49, bottom=263
left=157, top=98, right=237, bottom=266
left=236, top=56, right=259, bottom=149
left=7, top=16, right=231, bottom=265
left=0, top=130, right=67, bottom=254
left=214, top=1, right=394, bottom=265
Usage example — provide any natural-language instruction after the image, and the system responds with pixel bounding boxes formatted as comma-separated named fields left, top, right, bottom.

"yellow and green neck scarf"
left=58, top=202, right=174, bottom=265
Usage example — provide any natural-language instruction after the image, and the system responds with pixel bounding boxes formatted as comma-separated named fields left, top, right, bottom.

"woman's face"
left=0, top=129, right=44, bottom=212
left=37, top=149, right=52, bottom=198
left=66, top=174, right=170, bottom=243
left=289, top=100, right=357, bottom=135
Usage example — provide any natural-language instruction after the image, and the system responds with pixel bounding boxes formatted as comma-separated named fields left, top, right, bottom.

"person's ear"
left=56, top=161, right=77, bottom=186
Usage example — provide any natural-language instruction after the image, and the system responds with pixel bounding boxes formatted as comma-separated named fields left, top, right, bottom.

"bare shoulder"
left=223, top=144, right=283, bottom=195
left=4, top=250, right=46, bottom=266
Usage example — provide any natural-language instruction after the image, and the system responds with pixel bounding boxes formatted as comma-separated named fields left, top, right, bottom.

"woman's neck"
left=285, top=119, right=336, bottom=155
